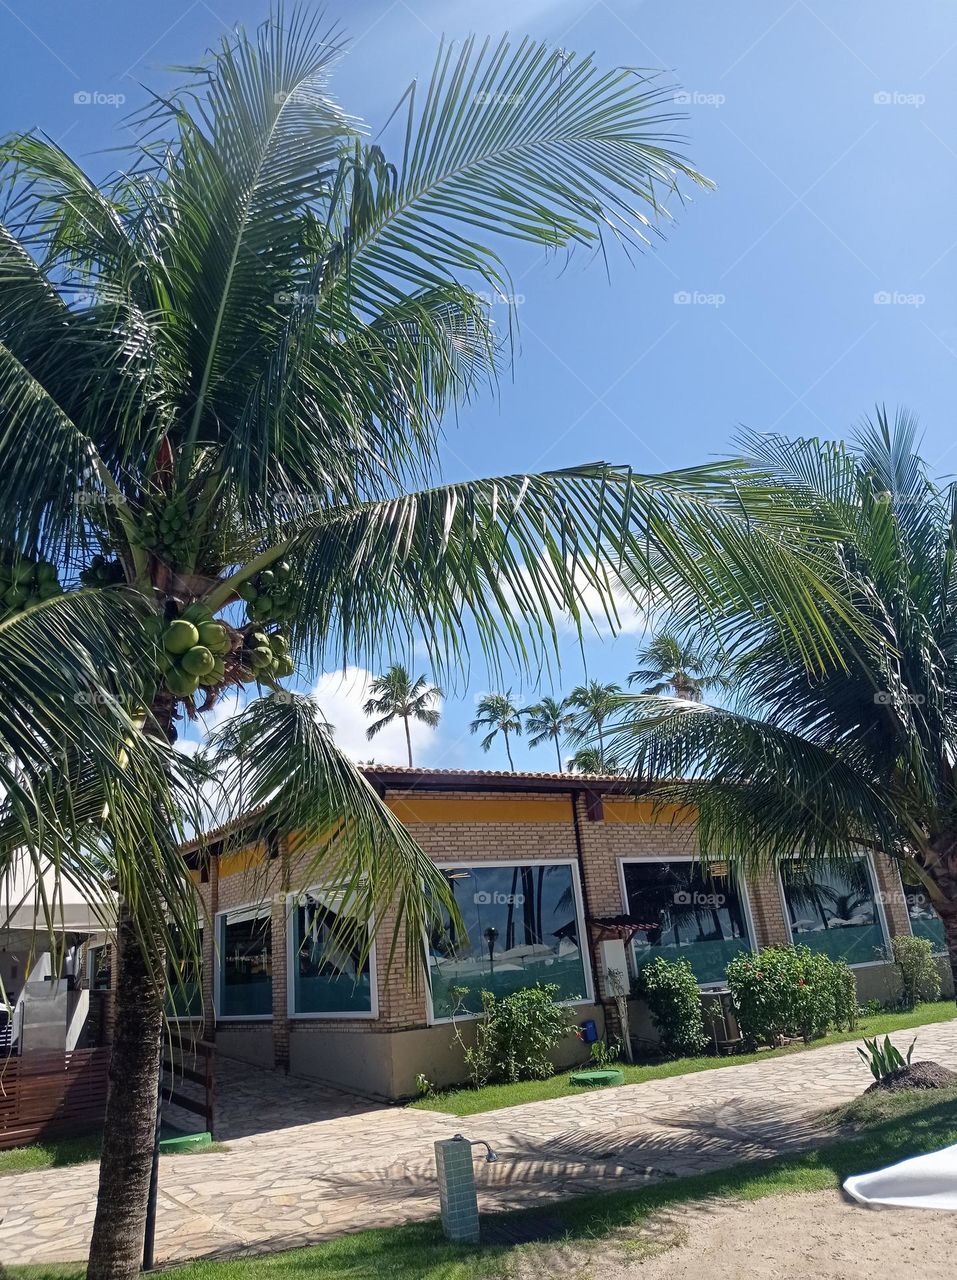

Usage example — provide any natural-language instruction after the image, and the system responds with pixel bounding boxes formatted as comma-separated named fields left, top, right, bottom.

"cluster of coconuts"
left=136, top=494, right=195, bottom=567
left=0, top=553, right=62, bottom=619
left=237, top=560, right=299, bottom=623
left=157, top=602, right=231, bottom=698
left=81, top=554, right=126, bottom=588
left=241, top=628, right=294, bottom=681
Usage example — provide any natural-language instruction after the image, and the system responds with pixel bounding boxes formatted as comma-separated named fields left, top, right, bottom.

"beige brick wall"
left=204, top=787, right=924, bottom=1052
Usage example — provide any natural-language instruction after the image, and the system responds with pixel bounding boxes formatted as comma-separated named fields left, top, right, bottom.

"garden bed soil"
left=865, top=1061, right=957, bottom=1092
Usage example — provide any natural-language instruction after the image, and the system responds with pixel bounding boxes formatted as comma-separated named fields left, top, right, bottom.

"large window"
left=290, top=891, right=375, bottom=1016
left=780, top=857, right=886, bottom=965
left=217, top=908, right=272, bottom=1018
left=428, top=861, right=590, bottom=1019
left=900, top=867, right=945, bottom=953
left=167, top=928, right=203, bottom=1019
left=622, top=859, right=752, bottom=986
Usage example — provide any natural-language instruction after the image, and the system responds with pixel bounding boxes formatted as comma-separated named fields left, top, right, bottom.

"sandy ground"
left=512, top=1189, right=957, bottom=1279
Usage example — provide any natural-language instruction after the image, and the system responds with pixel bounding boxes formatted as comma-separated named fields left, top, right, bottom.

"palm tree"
left=471, top=693, right=523, bottom=770
left=630, top=633, right=729, bottom=701
left=523, top=695, right=575, bottom=771
left=567, top=746, right=623, bottom=775
left=609, top=411, right=957, bottom=1004
left=363, top=665, right=441, bottom=767
left=0, top=11, right=865, bottom=1276
left=568, top=680, right=623, bottom=768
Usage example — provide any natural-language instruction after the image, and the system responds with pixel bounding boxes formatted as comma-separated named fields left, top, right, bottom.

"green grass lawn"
left=10, top=1086, right=957, bottom=1280
left=0, top=1132, right=102, bottom=1176
left=0, top=1132, right=226, bottom=1176
left=413, top=999, right=957, bottom=1116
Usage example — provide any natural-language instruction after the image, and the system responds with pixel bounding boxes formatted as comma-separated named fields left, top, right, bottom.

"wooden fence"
left=162, top=1039, right=215, bottom=1138
left=0, top=1048, right=109, bottom=1149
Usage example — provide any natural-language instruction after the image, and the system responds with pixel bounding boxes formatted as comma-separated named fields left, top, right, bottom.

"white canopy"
left=2, top=856, right=113, bottom=935
left=845, top=1143, right=957, bottom=1210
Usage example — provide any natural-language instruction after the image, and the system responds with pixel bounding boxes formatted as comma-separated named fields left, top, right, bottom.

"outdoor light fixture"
left=453, top=1133, right=500, bottom=1163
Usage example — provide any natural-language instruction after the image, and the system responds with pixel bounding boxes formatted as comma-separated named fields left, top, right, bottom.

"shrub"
left=726, top=945, right=857, bottom=1048
left=726, top=947, right=800, bottom=1047
left=635, top=956, right=708, bottom=1058
left=857, top=1034, right=916, bottom=1082
left=892, top=934, right=941, bottom=1009
left=832, top=959, right=859, bottom=1031
left=463, top=984, right=571, bottom=1086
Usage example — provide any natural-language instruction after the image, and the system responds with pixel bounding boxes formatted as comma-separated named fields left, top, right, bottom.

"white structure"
left=1, top=858, right=112, bottom=1055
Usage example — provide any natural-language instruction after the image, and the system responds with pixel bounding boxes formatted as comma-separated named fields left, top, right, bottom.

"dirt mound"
left=865, top=1061, right=957, bottom=1092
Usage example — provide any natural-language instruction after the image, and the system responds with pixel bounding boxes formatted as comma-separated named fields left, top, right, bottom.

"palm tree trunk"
left=86, top=908, right=165, bottom=1280
left=504, top=730, right=515, bottom=771
left=403, top=714, right=413, bottom=768
left=555, top=735, right=563, bottom=772
left=596, top=722, right=605, bottom=769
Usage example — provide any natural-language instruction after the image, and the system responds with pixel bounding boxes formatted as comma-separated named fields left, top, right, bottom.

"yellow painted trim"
left=219, top=843, right=266, bottom=878
left=603, top=799, right=696, bottom=826
left=386, top=796, right=572, bottom=825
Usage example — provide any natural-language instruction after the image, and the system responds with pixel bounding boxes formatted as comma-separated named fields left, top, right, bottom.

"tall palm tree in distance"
left=363, top=664, right=441, bottom=767
left=630, top=632, right=729, bottom=701
left=523, top=694, right=575, bottom=771
left=567, top=745, right=623, bottom=775
left=568, top=680, right=623, bottom=768
left=471, top=692, right=523, bottom=770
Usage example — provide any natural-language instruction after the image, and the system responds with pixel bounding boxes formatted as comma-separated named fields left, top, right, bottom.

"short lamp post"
left=434, top=1132, right=499, bottom=1243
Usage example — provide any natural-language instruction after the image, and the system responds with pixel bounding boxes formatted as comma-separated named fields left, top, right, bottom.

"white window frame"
left=617, top=853, right=758, bottom=992
left=777, top=851, right=890, bottom=969
left=215, top=903, right=274, bottom=1022
left=285, top=889, right=379, bottom=1021
left=425, top=857, right=595, bottom=1026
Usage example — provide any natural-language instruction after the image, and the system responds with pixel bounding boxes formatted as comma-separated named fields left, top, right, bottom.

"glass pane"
left=167, top=929, right=203, bottom=1019
left=220, top=914, right=272, bottom=1017
left=293, top=896, right=373, bottom=1014
left=904, top=887, right=946, bottom=952
left=89, top=946, right=111, bottom=992
left=623, top=860, right=751, bottom=985
left=781, top=859, right=885, bottom=965
left=429, top=863, right=588, bottom=1018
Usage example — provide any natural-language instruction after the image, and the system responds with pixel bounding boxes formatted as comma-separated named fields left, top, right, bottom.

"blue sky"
left=7, top=0, right=957, bottom=772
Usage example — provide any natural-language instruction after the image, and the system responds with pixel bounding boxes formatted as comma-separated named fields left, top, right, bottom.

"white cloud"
left=309, top=666, right=444, bottom=766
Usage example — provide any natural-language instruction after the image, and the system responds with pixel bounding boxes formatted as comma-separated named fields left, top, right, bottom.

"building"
left=164, top=765, right=952, bottom=1100
left=1, top=858, right=111, bottom=1056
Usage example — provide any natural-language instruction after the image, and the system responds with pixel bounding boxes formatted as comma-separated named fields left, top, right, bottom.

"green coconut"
left=181, top=645, right=215, bottom=676
left=5, top=586, right=27, bottom=608
left=274, top=655, right=295, bottom=678
left=182, top=602, right=213, bottom=625
left=164, top=619, right=200, bottom=654
left=249, top=645, right=274, bottom=670
left=165, top=669, right=200, bottom=697
left=237, top=581, right=258, bottom=602
left=268, top=634, right=288, bottom=656
left=197, top=621, right=228, bottom=653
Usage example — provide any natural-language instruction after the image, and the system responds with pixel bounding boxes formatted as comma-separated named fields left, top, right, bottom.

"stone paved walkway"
left=2, top=1020, right=956, bottom=1267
